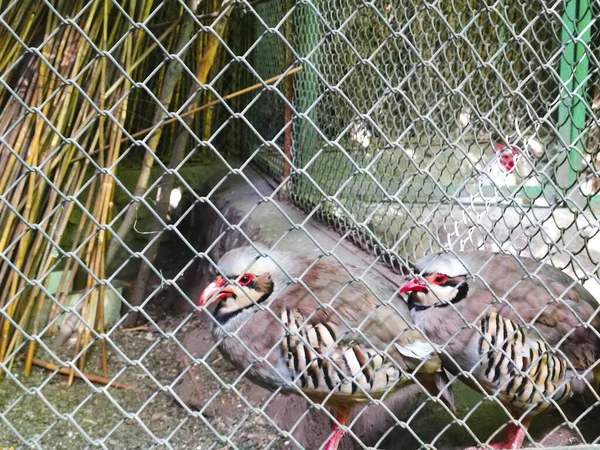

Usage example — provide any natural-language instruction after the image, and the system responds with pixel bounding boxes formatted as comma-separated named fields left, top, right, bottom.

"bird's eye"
left=239, top=274, right=254, bottom=286
left=433, top=274, right=448, bottom=285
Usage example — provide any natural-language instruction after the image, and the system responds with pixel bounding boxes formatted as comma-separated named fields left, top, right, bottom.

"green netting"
left=244, top=0, right=600, bottom=264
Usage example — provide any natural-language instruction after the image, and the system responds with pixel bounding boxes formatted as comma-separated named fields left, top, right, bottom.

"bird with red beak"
left=197, top=246, right=451, bottom=450
left=198, top=275, right=229, bottom=304
left=401, top=250, right=600, bottom=450
left=199, top=271, right=274, bottom=324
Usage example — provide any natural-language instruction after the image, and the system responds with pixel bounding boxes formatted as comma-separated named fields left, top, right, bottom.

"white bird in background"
left=349, top=120, right=372, bottom=149
left=476, top=134, right=547, bottom=203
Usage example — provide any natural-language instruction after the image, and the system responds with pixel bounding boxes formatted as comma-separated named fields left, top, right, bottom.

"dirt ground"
left=3, top=304, right=600, bottom=450
left=0, top=308, right=292, bottom=449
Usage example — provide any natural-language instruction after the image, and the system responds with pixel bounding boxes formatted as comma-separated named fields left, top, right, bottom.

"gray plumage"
left=202, top=246, right=444, bottom=407
left=403, top=250, right=599, bottom=447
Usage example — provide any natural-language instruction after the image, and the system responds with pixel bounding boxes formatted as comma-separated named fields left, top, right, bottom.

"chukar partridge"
left=400, top=250, right=600, bottom=449
left=198, top=246, right=453, bottom=450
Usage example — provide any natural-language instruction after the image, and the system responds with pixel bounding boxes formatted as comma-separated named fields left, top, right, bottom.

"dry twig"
left=25, top=357, right=142, bottom=392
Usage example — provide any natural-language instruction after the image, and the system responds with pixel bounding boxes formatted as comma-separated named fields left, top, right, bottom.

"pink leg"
left=465, top=417, right=532, bottom=450
left=324, top=423, right=346, bottom=450
left=324, top=408, right=352, bottom=450
left=499, top=419, right=530, bottom=450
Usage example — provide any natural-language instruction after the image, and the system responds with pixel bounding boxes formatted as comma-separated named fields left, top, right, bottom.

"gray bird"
left=198, top=246, right=453, bottom=450
left=400, top=250, right=600, bottom=449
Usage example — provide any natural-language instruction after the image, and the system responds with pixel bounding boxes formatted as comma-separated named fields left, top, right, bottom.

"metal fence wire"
left=2, top=0, right=600, bottom=449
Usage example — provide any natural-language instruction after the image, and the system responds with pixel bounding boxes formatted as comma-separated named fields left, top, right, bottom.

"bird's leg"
left=465, top=417, right=532, bottom=450
left=497, top=417, right=531, bottom=450
left=324, top=407, right=352, bottom=450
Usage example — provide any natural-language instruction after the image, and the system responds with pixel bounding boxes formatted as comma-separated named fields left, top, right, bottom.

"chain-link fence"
left=2, top=0, right=600, bottom=449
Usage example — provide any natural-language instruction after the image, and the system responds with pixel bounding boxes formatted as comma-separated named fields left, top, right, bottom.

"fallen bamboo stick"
left=25, top=357, right=142, bottom=392
left=122, top=325, right=152, bottom=333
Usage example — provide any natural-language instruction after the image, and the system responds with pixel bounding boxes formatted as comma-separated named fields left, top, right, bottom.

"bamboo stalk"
left=0, top=74, right=39, bottom=256
left=54, top=0, right=133, bottom=378
left=104, top=20, right=181, bottom=99
left=68, top=316, right=82, bottom=386
left=24, top=160, right=81, bottom=376
left=15, top=17, right=76, bottom=374
left=17, top=15, right=101, bottom=372
left=47, top=169, right=96, bottom=335
left=0, top=2, right=42, bottom=74
left=280, top=0, right=294, bottom=202
left=20, top=167, right=79, bottom=375
left=104, top=0, right=209, bottom=267
left=123, top=0, right=234, bottom=327
left=1, top=0, right=145, bottom=378
left=0, top=80, right=42, bottom=364
left=87, top=0, right=111, bottom=377
left=1, top=0, right=253, bottom=381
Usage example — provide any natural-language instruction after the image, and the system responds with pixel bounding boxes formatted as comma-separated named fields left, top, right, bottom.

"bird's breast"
left=211, top=308, right=294, bottom=391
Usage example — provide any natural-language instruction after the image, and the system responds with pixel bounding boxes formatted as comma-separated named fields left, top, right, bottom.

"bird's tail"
left=394, top=339, right=455, bottom=411
left=417, top=371, right=455, bottom=412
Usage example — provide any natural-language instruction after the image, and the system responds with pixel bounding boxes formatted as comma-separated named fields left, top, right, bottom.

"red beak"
left=400, top=278, right=428, bottom=294
left=198, top=275, right=234, bottom=306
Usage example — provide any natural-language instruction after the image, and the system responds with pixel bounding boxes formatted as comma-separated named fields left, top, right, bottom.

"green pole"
left=571, top=0, right=592, bottom=182
left=556, top=0, right=592, bottom=202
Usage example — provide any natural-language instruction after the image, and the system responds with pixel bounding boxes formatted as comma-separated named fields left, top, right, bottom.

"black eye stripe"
left=443, top=277, right=464, bottom=287
left=423, top=273, right=465, bottom=287
left=408, top=280, right=469, bottom=311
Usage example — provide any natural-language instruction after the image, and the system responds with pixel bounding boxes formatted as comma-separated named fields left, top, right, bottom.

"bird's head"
left=400, top=252, right=470, bottom=311
left=198, top=246, right=291, bottom=323
left=199, top=272, right=275, bottom=323
left=493, top=142, right=520, bottom=173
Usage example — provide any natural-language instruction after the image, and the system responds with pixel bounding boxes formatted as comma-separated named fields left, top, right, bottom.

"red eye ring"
left=432, top=274, right=448, bottom=285
left=239, top=273, right=254, bottom=286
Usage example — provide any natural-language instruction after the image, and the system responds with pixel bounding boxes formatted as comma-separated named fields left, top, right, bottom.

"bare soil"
left=0, top=309, right=292, bottom=450
left=3, top=309, right=599, bottom=450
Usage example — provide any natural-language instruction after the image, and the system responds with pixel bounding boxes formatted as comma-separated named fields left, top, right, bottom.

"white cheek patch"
left=414, top=291, right=432, bottom=305
left=415, top=289, right=445, bottom=307
left=220, top=297, right=240, bottom=313
left=428, top=285, right=458, bottom=304
left=237, top=290, right=258, bottom=306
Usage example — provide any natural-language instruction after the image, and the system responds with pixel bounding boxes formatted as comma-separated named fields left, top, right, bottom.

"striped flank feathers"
left=280, top=308, right=407, bottom=399
left=477, top=313, right=573, bottom=413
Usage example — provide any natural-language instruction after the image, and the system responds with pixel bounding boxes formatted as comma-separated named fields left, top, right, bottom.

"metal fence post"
left=279, top=0, right=295, bottom=202
left=556, top=0, right=592, bottom=207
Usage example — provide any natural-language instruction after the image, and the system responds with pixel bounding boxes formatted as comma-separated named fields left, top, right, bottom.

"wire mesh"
left=290, top=0, right=599, bottom=262
left=1, top=0, right=600, bottom=449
